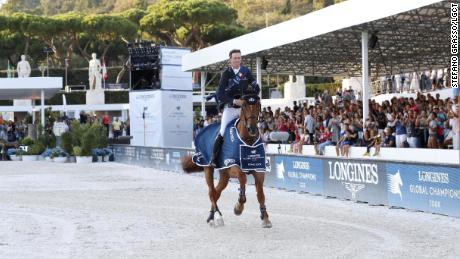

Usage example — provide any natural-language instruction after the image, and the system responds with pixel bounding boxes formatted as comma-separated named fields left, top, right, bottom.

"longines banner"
left=113, top=145, right=460, bottom=217
left=386, top=163, right=460, bottom=217
left=265, top=155, right=323, bottom=195
left=113, top=145, right=193, bottom=172
left=322, top=158, right=388, bottom=205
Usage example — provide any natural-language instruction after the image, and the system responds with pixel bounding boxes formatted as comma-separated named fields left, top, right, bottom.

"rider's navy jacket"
left=216, top=66, right=260, bottom=107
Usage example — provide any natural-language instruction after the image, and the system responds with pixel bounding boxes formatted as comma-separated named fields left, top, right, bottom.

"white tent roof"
left=0, top=77, right=62, bottom=99
left=182, top=0, right=449, bottom=77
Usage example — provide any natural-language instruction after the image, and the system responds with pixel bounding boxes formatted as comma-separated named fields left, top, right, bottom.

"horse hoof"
left=234, top=203, right=244, bottom=216
left=262, top=219, right=272, bottom=228
left=215, top=215, right=225, bottom=227
left=208, top=220, right=216, bottom=228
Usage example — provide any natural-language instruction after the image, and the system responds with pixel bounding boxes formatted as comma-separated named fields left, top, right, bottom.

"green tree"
left=313, top=0, right=335, bottom=10
left=1, top=0, right=43, bottom=14
left=79, top=14, right=137, bottom=59
left=140, top=0, right=243, bottom=49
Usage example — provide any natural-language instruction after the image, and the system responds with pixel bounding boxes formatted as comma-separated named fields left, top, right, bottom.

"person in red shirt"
left=102, top=113, right=110, bottom=137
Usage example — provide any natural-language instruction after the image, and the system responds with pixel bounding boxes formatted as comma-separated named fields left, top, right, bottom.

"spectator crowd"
left=194, top=88, right=459, bottom=157
left=0, top=111, right=130, bottom=144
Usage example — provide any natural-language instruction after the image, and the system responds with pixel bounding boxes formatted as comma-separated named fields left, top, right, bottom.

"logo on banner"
left=388, top=170, right=403, bottom=199
left=327, top=161, right=379, bottom=198
left=276, top=160, right=285, bottom=180
left=342, top=183, right=365, bottom=199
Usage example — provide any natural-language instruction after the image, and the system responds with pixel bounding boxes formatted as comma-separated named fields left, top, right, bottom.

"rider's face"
left=230, top=53, right=241, bottom=69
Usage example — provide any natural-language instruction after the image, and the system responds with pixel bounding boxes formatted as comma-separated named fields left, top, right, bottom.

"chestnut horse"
left=181, top=95, right=272, bottom=228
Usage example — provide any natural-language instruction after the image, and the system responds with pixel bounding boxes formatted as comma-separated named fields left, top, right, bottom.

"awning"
left=182, top=0, right=450, bottom=77
left=0, top=77, right=62, bottom=99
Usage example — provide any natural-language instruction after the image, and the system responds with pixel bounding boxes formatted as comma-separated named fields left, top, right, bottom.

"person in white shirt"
left=53, top=118, right=69, bottom=148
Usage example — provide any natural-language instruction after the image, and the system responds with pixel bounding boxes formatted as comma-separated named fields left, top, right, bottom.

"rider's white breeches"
left=220, top=107, right=241, bottom=136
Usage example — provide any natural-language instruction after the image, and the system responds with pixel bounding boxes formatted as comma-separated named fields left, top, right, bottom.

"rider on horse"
left=210, top=49, right=260, bottom=167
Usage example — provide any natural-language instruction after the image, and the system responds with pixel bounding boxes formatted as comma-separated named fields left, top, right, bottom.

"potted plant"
left=74, top=146, right=92, bottom=164
left=61, top=132, right=75, bottom=162
left=50, top=148, right=68, bottom=163
left=22, top=143, right=45, bottom=161
left=8, top=148, right=24, bottom=161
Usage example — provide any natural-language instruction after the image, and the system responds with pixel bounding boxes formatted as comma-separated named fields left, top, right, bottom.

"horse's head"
left=241, top=94, right=261, bottom=137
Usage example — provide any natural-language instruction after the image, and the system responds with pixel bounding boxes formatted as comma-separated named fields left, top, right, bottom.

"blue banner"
left=387, top=163, right=460, bottom=217
left=266, top=155, right=323, bottom=195
left=322, top=158, right=388, bottom=205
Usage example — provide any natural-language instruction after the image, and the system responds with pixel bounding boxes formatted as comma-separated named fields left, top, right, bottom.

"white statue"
left=17, top=55, right=31, bottom=78
left=88, top=53, right=102, bottom=90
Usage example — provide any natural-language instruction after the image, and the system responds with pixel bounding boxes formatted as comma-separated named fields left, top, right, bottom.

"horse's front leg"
left=253, top=171, right=272, bottom=228
left=232, top=168, right=247, bottom=216
left=204, top=167, right=222, bottom=227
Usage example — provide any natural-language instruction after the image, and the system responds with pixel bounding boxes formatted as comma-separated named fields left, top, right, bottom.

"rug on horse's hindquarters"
left=192, top=118, right=266, bottom=172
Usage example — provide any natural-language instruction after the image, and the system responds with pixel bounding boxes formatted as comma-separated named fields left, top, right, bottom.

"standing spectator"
left=304, top=110, right=315, bottom=144
left=53, top=117, right=69, bottom=148
left=406, top=110, right=419, bottom=148
left=427, top=112, right=439, bottom=149
left=79, top=111, right=88, bottom=124
left=102, top=113, right=110, bottom=137
left=112, top=117, right=122, bottom=140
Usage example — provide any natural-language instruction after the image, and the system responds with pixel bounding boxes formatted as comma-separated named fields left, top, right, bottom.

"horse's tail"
left=181, top=155, right=204, bottom=173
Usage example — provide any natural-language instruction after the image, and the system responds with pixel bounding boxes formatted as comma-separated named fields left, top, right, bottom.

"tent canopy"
left=0, top=77, right=62, bottom=99
left=182, top=0, right=449, bottom=77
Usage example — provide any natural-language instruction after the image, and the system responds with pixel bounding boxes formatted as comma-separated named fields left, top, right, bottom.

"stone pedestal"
left=86, top=89, right=105, bottom=105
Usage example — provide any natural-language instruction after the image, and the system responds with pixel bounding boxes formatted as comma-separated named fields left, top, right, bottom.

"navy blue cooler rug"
left=192, top=118, right=266, bottom=173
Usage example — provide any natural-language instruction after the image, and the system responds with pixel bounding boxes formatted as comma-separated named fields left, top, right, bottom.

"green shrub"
left=73, top=146, right=82, bottom=156
left=21, top=136, right=35, bottom=146
left=25, top=143, right=45, bottom=155
left=61, top=132, right=73, bottom=154
left=70, top=121, right=90, bottom=147
left=81, top=131, right=97, bottom=156
left=36, top=124, right=56, bottom=148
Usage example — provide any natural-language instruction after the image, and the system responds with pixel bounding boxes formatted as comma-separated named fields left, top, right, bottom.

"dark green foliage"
left=60, top=131, right=73, bottom=154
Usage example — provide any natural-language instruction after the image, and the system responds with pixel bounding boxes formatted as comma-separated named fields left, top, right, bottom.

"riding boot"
left=210, top=134, right=224, bottom=167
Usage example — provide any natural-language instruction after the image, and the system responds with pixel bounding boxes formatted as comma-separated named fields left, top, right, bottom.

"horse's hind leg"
left=204, top=167, right=220, bottom=227
left=254, top=171, right=272, bottom=228
left=233, top=168, right=247, bottom=216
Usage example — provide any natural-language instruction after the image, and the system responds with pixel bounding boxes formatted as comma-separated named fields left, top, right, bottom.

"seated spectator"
left=315, top=127, right=332, bottom=155
left=363, top=122, right=381, bottom=156
left=382, top=127, right=396, bottom=148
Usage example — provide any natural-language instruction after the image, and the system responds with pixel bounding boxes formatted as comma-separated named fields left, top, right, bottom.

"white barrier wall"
left=266, top=144, right=459, bottom=165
